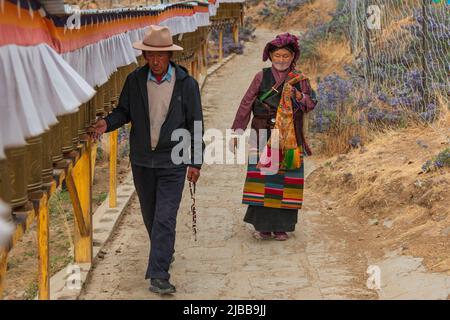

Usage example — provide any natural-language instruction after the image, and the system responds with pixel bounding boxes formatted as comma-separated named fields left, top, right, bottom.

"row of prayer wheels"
left=210, top=2, right=243, bottom=21
left=0, top=63, right=136, bottom=210
left=172, top=27, right=208, bottom=66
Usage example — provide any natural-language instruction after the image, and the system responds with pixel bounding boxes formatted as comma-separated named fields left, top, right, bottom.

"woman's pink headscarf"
left=262, top=32, right=301, bottom=65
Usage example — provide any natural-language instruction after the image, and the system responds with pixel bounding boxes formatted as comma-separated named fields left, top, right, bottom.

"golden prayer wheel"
left=91, top=97, right=98, bottom=125
left=61, top=114, right=74, bottom=154
left=117, top=68, right=123, bottom=95
left=51, top=120, right=64, bottom=164
left=124, top=64, right=133, bottom=83
left=0, top=159, right=12, bottom=204
left=96, top=85, right=106, bottom=116
left=110, top=72, right=118, bottom=108
left=114, top=68, right=121, bottom=107
left=107, top=74, right=113, bottom=111
left=130, top=63, right=136, bottom=74
left=25, top=135, right=43, bottom=199
left=119, top=66, right=127, bottom=92
left=78, top=103, right=87, bottom=139
left=90, top=97, right=97, bottom=125
left=108, top=78, right=114, bottom=112
left=86, top=100, right=92, bottom=126
left=138, top=55, right=145, bottom=67
left=5, top=146, right=28, bottom=208
left=109, top=75, right=115, bottom=110
left=41, top=129, right=53, bottom=185
left=120, top=65, right=126, bottom=81
left=71, top=111, right=80, bottom=149
left=84, top=100, right=91, bottom=127
left=103, top=80, right=112, bottom=113
left=84, top=98, right=95, bottom=132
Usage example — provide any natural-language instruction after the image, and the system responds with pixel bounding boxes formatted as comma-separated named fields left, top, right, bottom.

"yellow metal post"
left=233, top=24, right=239, bottom=45
left=219, top=30, right=223, bottom=62
left=191, top=59, right=198, bottom=81
left=0, top=250, right=7, bottom=299
left=66, top=168, right=88, bottom=238
left=71, top=144, right=93, bottom=263
left=109, top=130, right=118, bottom=208
left=91, top=142, right=98, bottom=185
left=37, top=194, right=49, bottom=300
left=197, top=53, right=202, bottom=79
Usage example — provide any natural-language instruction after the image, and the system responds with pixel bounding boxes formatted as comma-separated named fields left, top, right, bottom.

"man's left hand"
left=187, top=167, right=201, bottom=183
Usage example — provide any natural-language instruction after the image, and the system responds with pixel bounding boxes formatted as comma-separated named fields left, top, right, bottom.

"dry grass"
left=279, top=0, right=337, bottom=31
left=374, top=16, right=415, bottom=51
left=421, top=93, right=450, bottom=139
left=301, top=38, right=352, bottom=87
left=246, top=0, right=338, bottom=33
left=308, top=98, right=450, bottom=272
left=318, top=107, right=369, bottom=156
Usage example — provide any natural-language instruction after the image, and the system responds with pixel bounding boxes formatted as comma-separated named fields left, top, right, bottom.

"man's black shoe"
left=149, top=278, right=176, bottom=295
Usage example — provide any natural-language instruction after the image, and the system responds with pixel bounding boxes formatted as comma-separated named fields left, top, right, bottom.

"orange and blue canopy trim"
left=0, top=0, right=210, bottom=53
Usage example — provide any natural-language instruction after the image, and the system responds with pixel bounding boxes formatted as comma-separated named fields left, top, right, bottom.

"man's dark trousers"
left=131, top=164, right=187, bottom=280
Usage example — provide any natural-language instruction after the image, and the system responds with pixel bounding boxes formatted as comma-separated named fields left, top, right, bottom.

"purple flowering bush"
left=210, top=26, right=245, bottom=58
left=256, top=0, right=317, bottom=27
left=240, top=17, right=256, bottom=42
left=276, top=0, right=314, bottom=14
left=311, top=73, right=372, bottom=154
left=298, top=0, right=350, bottom=62
left=422, top=148, right=450, bottom=173
left=312, top=73, right=353, bottom=133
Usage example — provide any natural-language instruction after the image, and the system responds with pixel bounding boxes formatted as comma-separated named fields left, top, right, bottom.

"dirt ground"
left=246, top=0, right=337, bottom=32
left=307, top=122, right=450, bottom=274
left=78, top=29, right=377, bottom=300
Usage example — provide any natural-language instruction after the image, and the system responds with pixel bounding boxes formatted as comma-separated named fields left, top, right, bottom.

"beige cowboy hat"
left=133, top=25, right=183, bottom=51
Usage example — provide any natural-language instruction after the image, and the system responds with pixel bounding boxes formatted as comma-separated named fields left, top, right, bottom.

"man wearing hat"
left=92, top=25, right=204, bottom=294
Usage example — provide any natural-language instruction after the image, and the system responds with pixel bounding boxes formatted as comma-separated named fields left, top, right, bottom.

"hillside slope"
left=307, top=113, right=450, bottom=274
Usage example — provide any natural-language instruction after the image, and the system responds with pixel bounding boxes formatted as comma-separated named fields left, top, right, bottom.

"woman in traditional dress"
left=231, top=33, right=317, bottom=241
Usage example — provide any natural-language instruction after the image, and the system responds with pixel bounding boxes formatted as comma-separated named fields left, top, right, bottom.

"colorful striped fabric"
left=0, top=0, right=54, bottom=48
left=243, top=150, right=304, bottom=210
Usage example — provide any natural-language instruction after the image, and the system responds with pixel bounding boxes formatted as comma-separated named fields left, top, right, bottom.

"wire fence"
left=348, top=0, right=449, bottom=115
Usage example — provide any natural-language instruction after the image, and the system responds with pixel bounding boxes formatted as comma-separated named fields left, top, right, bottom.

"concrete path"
left=79, top=29, right=377, bottom=300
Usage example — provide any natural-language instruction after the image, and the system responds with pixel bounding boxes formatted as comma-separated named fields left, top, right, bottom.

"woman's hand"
left=292, top=87, right=307, bottom=112
left=293, top=87, right=303, bottom=102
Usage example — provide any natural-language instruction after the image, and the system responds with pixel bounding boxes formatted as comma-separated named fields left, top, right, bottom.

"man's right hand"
left=89, top=119, right=107, bottom=141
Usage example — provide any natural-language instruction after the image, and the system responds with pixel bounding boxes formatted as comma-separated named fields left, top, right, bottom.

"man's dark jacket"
left=104, top=62, right=204, bottom=169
